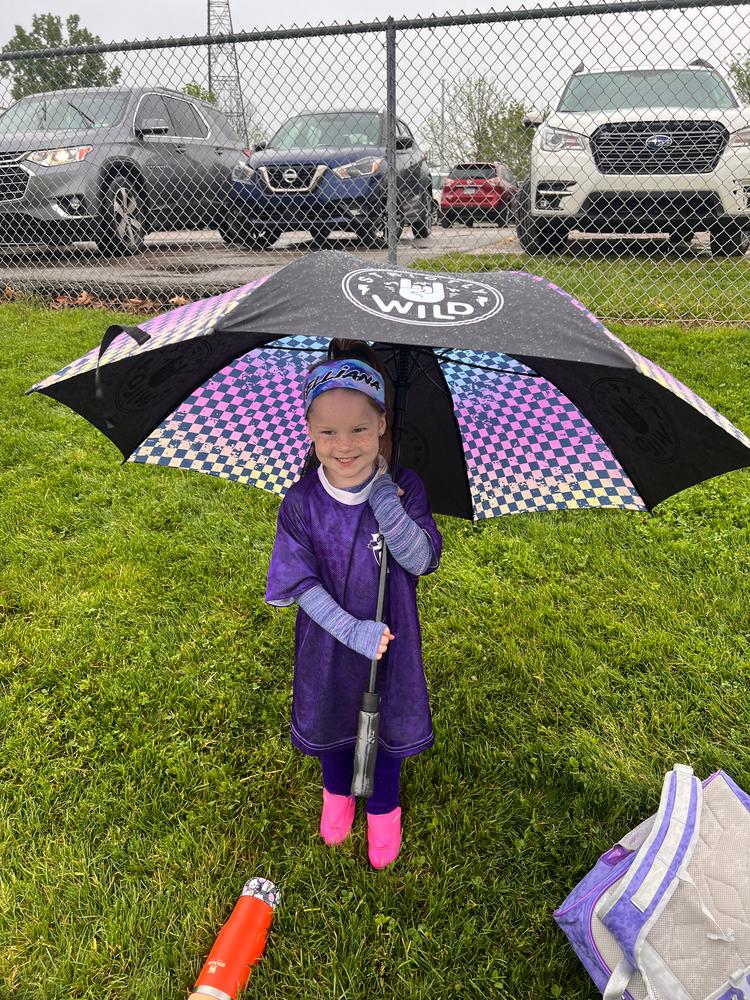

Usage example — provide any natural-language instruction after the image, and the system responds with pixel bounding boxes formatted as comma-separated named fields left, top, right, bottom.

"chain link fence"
left=1, top=0, right=749, bottom=323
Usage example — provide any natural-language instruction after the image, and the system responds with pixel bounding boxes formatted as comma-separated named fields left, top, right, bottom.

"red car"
left=440, top=161, right=518, bottom=227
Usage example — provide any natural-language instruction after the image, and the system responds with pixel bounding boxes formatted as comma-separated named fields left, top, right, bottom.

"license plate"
left=464, top=186, right=477, bottom=194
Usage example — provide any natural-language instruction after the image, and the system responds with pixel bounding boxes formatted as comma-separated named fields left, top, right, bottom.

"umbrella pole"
left=352, top=348, right=410, bottom=798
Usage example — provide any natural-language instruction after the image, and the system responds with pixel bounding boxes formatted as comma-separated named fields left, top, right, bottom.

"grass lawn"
left=1, top=299, right=749, bottom=999
left=413, top=249, right=750, bottom=326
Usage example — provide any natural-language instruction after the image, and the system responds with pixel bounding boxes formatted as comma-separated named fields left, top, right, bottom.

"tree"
left=424, top=75, right=534, bottom=180
left=730, top=57, right=750, bottom=104
left=183, top=81, right=217, bottom=104
left=0, top=14, right=121, bottom=101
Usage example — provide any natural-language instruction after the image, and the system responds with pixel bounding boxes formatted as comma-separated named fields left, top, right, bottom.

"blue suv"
left=226, top=109, right=433, bottom=249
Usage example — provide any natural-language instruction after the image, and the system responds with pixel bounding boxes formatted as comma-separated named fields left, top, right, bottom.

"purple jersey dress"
left=265, top=465, right=442, bottom=758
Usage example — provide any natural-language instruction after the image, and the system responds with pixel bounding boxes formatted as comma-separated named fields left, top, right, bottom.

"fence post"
left=385, top=16, right=398, bottom=266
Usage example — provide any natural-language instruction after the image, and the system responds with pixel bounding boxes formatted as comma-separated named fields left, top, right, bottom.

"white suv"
left=516, top=63, right=750, bottom=255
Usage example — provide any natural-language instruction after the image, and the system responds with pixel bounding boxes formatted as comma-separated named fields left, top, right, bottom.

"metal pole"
left=440, top=78, right=446, bottom=168
left=385, top=17, right=398, bottom=266
left=207, top=1, right=213, bottom=97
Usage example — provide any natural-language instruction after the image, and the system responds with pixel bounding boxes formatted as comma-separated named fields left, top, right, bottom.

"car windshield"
left=0, top=93, right=129, bottom=132
left=269, top=112, right=382, bottom=149
left=449, top=164, right=495, bottom=179
left=558, top=70, right=737, bottom=112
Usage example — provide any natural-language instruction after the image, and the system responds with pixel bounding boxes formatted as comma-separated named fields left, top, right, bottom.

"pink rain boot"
left=320, top=789, right=355, bottom=845
left=367, top=807, right=401, bottom=869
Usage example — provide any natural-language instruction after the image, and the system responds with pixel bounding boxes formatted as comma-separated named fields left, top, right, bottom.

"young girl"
left=265, top=340, right=442, bottom=869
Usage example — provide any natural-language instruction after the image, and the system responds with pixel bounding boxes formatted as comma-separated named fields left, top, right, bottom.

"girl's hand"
left=376, top=626, right=395, bottom=660
left=371, top=473, right=404, bottom=500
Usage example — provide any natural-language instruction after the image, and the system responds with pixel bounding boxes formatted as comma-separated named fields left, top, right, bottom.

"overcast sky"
left=0, top=1, right=516, bottom=43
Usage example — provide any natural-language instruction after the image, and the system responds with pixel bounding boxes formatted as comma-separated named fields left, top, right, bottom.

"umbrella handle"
left=351, top=691, right=380, bottom=797
left=351, top=533, right=390, bottom=798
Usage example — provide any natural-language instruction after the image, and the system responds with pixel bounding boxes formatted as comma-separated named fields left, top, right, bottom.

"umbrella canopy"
left=30, top=250, right=750, bottom=519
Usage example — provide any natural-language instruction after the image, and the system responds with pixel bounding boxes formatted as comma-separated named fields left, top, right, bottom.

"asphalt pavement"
left=0, top=223, right=718, bottom=303
left=0, top=224, right=522, bottom=301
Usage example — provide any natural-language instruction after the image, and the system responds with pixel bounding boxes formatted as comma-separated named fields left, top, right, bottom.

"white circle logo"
left=341, top=267, right=503, bottom=326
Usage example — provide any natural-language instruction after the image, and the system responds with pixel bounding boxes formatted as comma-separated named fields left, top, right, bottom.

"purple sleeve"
left=368, top=475, right=436, bottom=575
left=265, top=493, right=322, bottom=606
left=396, top=469, right=443, bottom=576
left=297, top=584, right=387, bottom=660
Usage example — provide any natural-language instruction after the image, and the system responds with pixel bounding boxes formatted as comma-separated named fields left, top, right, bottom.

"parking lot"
left=0, top=223, right=522, bottom=299
left=1, top=222, right=725, bottom=303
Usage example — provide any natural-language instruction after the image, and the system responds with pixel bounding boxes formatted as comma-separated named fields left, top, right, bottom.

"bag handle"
left=603, top=956, right=636, bottom=1000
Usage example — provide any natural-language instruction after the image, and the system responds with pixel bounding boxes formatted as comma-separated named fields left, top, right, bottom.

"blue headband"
left=303, top=359, right=386, bottom=416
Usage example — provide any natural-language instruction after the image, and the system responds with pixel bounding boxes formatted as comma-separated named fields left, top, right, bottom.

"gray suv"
left=0, top=86, right=246, bottom=254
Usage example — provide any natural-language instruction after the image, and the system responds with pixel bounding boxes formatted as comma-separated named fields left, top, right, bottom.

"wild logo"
left=341, top=268, right=503, bottom=326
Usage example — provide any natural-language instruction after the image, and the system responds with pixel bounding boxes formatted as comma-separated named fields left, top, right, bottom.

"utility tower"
left=207, top=0, right=248, bottom=144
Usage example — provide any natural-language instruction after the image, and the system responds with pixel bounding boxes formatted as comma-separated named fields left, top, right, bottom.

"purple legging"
left=320, top=748, right=402, bottom=814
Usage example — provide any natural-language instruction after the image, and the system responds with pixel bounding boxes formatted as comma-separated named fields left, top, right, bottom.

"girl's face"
left=306, top=388, right=386, bottom=489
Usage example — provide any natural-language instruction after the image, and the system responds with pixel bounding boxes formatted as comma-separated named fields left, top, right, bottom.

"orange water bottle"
left=188, top=877, right=280, bottom=1000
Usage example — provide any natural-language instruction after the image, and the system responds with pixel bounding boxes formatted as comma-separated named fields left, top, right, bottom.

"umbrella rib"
left=408, top=351, right=451, bottom=398
left=433, top=350, right=543, bottom=379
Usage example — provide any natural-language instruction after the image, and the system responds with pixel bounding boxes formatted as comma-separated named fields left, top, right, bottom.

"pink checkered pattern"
left=442, top=354, right=645, bottom=518
left=130, top=336, right=327, bottom=494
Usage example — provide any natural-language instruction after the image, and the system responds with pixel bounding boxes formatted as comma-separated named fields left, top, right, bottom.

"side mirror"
left=395, top=136, right=414, bottom=151
left=522, top=110, right=544, bottom=129
left=137, top=118, right=170, bottom=137
left=253, top=141, right=267, bottom=152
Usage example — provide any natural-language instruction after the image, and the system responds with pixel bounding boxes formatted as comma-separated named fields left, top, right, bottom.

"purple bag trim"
left=555, top=854, right=637, bottom=996
left=717, top=771, right=750, bottom=815
left=614, top=776, right=676, bottom=906
left=601, top=845, right=634, bottom=867
left=601, top=777, right=699, bottom=966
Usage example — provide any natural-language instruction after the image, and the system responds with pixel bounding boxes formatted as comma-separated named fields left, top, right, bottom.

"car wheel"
left=515, top=178, right=569, bottom=254
left=710, top=218, right=750, bottom=257
left=411, top=193, right=433, bottom=239
left=356, top=209, right=402, bottom=249
left=220, top=206, right=281, bottom=250
left=97, top=174, right=145, bottom=256
left=237, top=226, right=282, bottom=251
left=439, top=211, right=452, bottom=228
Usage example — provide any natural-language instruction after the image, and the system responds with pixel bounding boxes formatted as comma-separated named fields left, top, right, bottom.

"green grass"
left=1, top=301, right=750, bottom=999
left=412, top=250, right=750, bottom=325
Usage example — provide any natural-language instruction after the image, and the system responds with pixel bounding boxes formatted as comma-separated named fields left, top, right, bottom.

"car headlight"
left=25, top=145, right=93, bottom=167
left=231, top=160, right=255, bottom=183
left=539, top=128, right=586, bottom=153
left=729, top=128, right=750, bottom=147
left=332, top=157, right=382, bottom=179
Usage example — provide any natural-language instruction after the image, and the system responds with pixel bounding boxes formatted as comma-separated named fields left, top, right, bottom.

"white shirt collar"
left=317, top=455, right=387, bottom=505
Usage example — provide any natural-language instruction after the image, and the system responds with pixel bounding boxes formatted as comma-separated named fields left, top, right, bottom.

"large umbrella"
left=29, top=249, right=750, bottom=791
left=29, top=250, right=750, bottom=519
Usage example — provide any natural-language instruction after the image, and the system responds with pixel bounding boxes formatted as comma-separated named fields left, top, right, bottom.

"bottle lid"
left=241, top=877, right=280, bottom=909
